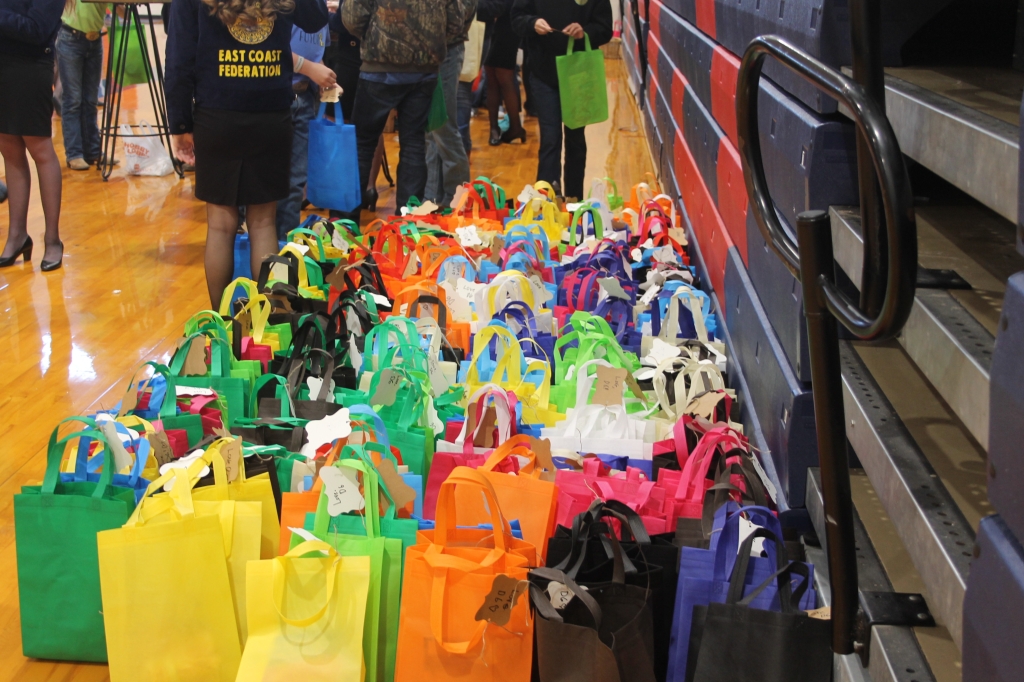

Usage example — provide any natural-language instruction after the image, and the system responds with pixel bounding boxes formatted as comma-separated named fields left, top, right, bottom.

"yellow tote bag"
left=194, top=438, right=281, bottom=558
left=238, top=540, right=371, bottom=682
left=98, top=469, right=243, bottom=682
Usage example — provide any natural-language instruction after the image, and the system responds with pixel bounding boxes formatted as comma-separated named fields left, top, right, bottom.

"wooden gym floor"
left=0, top=45, right=653, bottom=680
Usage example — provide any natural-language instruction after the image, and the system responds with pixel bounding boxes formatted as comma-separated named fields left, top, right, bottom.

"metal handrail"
left=736, top=35, right=918, bottom=656
left=736, top=36, right=916, bottom=342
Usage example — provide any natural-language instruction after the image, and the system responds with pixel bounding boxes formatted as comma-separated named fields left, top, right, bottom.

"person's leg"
left=23, top=136, right=63, bottom=261
left=81, top=37, right=104, bottom=163
left=424, top=128, right=442, bottom=202
left=55, top=29, right=87, bottom=165
left=393, top=78, right=436, bottom=208
left=432, top=44, right=470, bottom=204
left=528, top=74, right=564, bottom=188
left=484, top=65, right=502, bottom=142
left=276, top=90, right=314, bottom=238
left=351, top=79, right=400, bottom=207
left=0, top=134, right=31, bottom=258
left=205, top=203, right=239, bottom=307
left=456, top=80, right=473, bottom=155
left=494, top=67, right=524, bottom=139
left=246, top=201, right=279, bottom=279
left=562, top=124, right=587, bottom=200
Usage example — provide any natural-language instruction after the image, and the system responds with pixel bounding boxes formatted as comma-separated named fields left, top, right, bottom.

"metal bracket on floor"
left=855, top=592, right=936, bottom=667
left=916, top=267, right=971, bottom=290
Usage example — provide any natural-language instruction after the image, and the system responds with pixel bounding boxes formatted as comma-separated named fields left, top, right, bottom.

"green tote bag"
left=556, top=35, right=609, bottom=129
left=425, top=75, right=448, bottom=132
left=14, top=418, right=136, bottom=662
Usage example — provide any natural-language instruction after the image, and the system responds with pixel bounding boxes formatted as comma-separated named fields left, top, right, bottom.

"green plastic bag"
left=110, top=17, right=150, bottom=86
left=556, top=35, right=609, bottom=129
left=425, top=75, right=448, bottom=132
left=14, top=418, right=136, bottom=662
left=297, top=458, right=403, bottom=682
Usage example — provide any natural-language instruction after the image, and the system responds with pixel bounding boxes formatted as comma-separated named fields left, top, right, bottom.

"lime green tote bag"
left=556, top=35, right=609, bottom=130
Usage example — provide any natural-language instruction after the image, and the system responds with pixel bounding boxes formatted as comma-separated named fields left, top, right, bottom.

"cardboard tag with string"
left=592, top=366, right=627, bottom=406
left=377, top=459, right=417, bottom=512
left=475, top=574, right=528, bottom=627
left=150, top=430, right=175, bottom=467
left=180, top=336, right=209, bottom=376
left=370, top=369, right=403, bottom=407
left=527, top=436, right=557, bottom=482
left=214, top=423, right=241, bottom=482
left=465, top=405, right=498, bottom=448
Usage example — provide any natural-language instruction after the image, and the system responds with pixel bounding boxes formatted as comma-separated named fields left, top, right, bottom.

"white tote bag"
left=460, top=18, right=486, bottom=83
left=120, top=120, right=174, bottom=176
left=542, top=360, right=655, bottom=459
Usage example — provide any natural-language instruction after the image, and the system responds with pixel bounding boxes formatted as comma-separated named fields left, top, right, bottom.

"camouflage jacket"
left=342, top=0, right=477, bottom=72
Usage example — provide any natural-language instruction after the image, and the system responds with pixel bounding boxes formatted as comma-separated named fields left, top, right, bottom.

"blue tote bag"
left=666, top=507, right=818, bottom=681
left=307, top=102, right=362, bottom=212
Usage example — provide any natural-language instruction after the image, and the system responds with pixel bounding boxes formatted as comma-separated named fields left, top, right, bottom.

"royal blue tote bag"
left=307, top=102, right=362, bottom=212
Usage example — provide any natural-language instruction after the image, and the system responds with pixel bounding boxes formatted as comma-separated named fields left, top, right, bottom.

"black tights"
left=485, top=66, right=524, bottom=136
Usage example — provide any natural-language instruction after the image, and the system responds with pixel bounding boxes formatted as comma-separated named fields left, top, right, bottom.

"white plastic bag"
left=460, top=19, right=486, bottom=83
left=120, top=121, right=174, bottom=176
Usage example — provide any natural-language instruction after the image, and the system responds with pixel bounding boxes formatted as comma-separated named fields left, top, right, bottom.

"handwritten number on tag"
left=475, top=574, right=526, bottom=627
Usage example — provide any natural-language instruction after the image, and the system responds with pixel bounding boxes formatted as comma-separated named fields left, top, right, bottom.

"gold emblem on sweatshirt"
left=228, top=4, right=275, bottom=45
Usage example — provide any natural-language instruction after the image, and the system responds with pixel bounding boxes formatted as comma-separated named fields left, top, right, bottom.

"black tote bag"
left=687, top=549, right=832, bottom=682
left=532, top=551, right=656, bottom=681
left=545, top=501, right=675, bottom=682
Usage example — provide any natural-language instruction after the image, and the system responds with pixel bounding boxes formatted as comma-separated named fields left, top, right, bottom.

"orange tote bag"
left=453, top=435, right=558, bottom=561
left=395, top=467, right=534, bottom=682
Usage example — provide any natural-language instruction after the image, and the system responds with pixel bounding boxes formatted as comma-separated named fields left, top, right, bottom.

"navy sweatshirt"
left=0, top=0, right=65, bottom=59
left=165, top=0, right=329, bottom=134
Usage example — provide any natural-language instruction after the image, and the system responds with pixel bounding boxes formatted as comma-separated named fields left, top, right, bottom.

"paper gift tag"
left=592, top=365, right=628, bottom=407
left=644, top=337, right=682, bottom=366
left=371, top=369, right=402, bottom=407
left=668, top=227, right=688, bottom=245
left=319, top=466, right=365, bottom=516
left=547, top=581, right=576, bottom=610
left=440, top=282, right=474, bottom=323
left=348, top=335, right=364, bottom=374
left=456, top=225, right=484, bottom=248
left=652, top=245, right=678, bottom=264
left=301, top=408, right=352, bottom=460
left=528, top=274, right=553, bottom=306
left=749, top=453, right=779, bottom=504
left=527, top=436, right=557, bottom=482
left=221, top=437, right=242, bottom=482
left=100, top=421, right=135, bottom=473
left=180, top=336, right=208, bottom=376
left=426, top=354, right=450, bottom=397
left=411, top=200, right=439, bottom=216
left=639, top=283, right=661, bottom=306
left=475, top=574, right=527, bottom=627
left=150, top=431, right=175, bottom=467
left=331, top=228, right=350, bottom=251
left=306, top=376, right=337, bottom=403
left=466, top=405, right=499, bottom=448
left=401, top=251, right=420, bottom=279
left=598, top=277, right=630, bottom=302
left=377, top=459, right=417, bottom=511
left=451, top=184, right=469, bottom=210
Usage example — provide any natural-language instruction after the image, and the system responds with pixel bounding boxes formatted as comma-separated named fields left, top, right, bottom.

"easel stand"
left=96, top=1, right=182, bottom=180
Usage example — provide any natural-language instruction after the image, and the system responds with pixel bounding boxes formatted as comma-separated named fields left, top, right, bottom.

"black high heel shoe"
left=363, top=187, right=379, bottom=212
left=489, top=128, right=503, bottom=146
left=501, top=129, right=526, bottom=144
left=0, top=235, right=32, bottom=267
left=41, top=240, right=63, bottom=272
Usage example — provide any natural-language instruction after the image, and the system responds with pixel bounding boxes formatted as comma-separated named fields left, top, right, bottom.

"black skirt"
left=484, top=15, right=520, bottom=70
left=193, top=107, right=293, bottom=206
left=0, top=53, right=55, bottom=137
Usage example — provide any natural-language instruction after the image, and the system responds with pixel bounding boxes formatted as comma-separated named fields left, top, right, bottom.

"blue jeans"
left=56, top=27, right=103, bottom=162
left=456, top=80, right=473, bottom=154
left=425, top=43, right=471, bottom=206
left=276, top=87, right=317, bottom=239
left=529, top=72, right=587, bottom=200
left=352, top=76, right=436, bottom=209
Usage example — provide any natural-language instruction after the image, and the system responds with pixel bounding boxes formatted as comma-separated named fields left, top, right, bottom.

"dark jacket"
left=341, top=0, right=467, bottom=73
left=165, top=0, right=329, bottom=134
left=0, top=0, right=65, bottom=59
left=510, top=0, right=612, bottom=88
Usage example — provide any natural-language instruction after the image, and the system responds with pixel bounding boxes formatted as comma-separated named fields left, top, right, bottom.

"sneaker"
left=67, top=158, right=90, bottom=170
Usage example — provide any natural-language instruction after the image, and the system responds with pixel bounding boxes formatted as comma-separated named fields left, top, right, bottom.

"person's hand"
left=534, top=18, right=553, bottom=34
left=562, top=22, right=585, bottom=40
left=305, top=61, right=338, bottom=89
left=326, top=0, right=339, bottom=10
left=172, top=133, right=195, bottom=165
